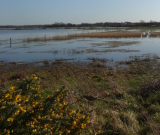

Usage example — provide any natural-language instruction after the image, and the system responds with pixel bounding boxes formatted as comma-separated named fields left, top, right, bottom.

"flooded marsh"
left=0, top=29, right=160, bottom=66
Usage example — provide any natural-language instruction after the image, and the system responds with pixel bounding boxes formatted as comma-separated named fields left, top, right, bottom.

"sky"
left=0, top=0, right=160, bottom=25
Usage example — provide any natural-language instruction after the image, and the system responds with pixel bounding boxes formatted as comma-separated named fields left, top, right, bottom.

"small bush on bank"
left=0, top=75, right=95, bottom=135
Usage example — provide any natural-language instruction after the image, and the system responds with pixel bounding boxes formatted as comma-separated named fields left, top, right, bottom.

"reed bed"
left=69, top=32, right=142, bottom=38
left=52, top=36, right=73, bottom=40
left=71, top=32, right=160, bottom=38
left=24, top=32, right=160, bottom=42
left=150, top=32, right=160, bottom=37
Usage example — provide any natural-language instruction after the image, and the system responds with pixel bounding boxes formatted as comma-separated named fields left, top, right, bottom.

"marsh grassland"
left=1, top=55, right=160, bottom=134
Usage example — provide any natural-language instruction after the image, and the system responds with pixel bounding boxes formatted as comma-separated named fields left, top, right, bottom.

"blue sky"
left=0, top=0, right=160, bottom=25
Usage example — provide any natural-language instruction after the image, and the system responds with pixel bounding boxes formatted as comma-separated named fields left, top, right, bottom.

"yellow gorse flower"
left=0, top=99, right=3, bottom=103
left=15, top=94, right=21, bottom=102
left=5, top=93, right=12, bottom=100
left=1, top=106, right=5, bottom=109
left=73, top=121, right=76, bottom=126
left=10, top=86, right=15, bottom=91
left=81, top=123, right=84, bottom=129
left=33, top=77, right=38, bottom=80
left=25, top=98, right=29, bottom=102
left=7, top=118, right=14, bottom=122
left=32, top=129, right=37, bottom=132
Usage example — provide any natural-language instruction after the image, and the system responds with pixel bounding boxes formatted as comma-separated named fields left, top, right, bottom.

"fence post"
left=10, top=38, right=11, bottom=47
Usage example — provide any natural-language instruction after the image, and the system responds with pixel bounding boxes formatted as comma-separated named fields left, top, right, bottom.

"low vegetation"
left=1, top=56, right=160, bottom=134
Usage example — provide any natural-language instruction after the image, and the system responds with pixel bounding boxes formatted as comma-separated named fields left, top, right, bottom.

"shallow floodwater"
left=0, top=29, right=160, bottom=64
left=0, top=29, right=115, bottom=41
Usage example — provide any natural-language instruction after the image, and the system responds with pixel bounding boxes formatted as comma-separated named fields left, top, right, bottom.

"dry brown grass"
left=70, top=32, right=160, bottom=38
left=52, top=36, right=73, bottom=40
left=69, top=32, right=142, bottom=38
left=150, top=32, right=160, bottom=37
left=24, top=32, right=160, bottom=42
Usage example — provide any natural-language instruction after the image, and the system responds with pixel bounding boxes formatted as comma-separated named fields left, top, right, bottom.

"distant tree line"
left=1, top=21, right=160, bottom=29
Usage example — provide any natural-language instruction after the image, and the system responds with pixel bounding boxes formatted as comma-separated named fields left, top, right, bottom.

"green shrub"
left=0, top=75, right=93, bottom=135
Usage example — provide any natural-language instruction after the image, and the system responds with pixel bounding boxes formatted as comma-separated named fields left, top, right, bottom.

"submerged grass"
left=24, top=36, right=73, bottom=42
left=92, top=41, right=140, bottom=48
left=27, top=48, right=140, bottom=55
left=1, top=57, right=160, bottom=134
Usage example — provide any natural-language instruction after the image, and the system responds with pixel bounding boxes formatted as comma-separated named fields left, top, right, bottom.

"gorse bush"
left=0, top=75, right=94, bottom=135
